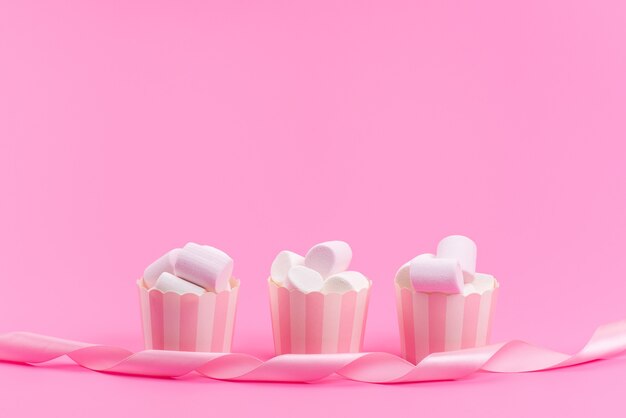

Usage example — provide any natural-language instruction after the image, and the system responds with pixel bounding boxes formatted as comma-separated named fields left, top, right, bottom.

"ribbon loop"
left=1, top=319, right=625, bottom=383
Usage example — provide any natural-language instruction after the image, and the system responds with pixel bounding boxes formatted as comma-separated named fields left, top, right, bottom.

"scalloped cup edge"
left=267, top=276, right=371, bottom=296
left=394, top=278, right=499, bottom=296
left=137, top=277, right=240, bottom=297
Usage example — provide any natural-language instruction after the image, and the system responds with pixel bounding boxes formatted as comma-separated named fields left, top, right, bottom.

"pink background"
left=1, top=0, right=626, bottom=416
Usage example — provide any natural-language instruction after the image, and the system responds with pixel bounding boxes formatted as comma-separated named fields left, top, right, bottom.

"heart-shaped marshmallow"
left=409, top=257, right=464, bottom=293
left=174, top=244, right=233, bottom=292
left=322, top=271, right=369, bottom=293
left=143, top=248, right=181, bottom=288
left=284, top=265, right=324, bottom=293
left=436, top=235, right=477, bottom=278
left=271, top=250, right=305, bottom=285
left=154, top=272, right=204, bottom=295
left=304, top=241, right=352, bottom=278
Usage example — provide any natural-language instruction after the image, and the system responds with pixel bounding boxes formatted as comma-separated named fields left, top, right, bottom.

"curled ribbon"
left=1, top=319, right=625, bottom=383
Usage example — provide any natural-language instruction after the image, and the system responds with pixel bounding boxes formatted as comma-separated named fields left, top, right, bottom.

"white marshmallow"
left=322, top=271, right=370, bottom=293
left=395, top=263, right=411, bottom=288
left=304, top=241, right=352, bottom=278
left=143, top=249, right=181, bottom=288
left=437, top=235, right=477, bottom=276
left=409, top=257, right=464, bottom=294
left=271, top=250, right=305, bottom=285
left=284, top=265, right=324, bottom=293
left=174, top=247, right=233, bottom=292
left=473, top=273, right=496, bottom=293
left=154, top=272, right=204, bottom=295
left=462, top=283, right=477, bottom=296
left=395, top=254, right=434, bottom=288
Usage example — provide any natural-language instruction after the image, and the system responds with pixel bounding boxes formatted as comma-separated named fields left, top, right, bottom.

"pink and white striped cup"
left=268, top=279, right=371, bottom=354
left=137, top=278, right=239, bottom=352
left=395, top=281, right=499, bottom=364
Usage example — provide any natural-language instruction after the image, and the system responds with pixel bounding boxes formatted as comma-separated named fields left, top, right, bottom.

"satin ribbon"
left=1, top=319, right=625, bottom=383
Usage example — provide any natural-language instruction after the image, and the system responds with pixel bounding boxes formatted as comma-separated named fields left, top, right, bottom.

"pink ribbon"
left=1, top=319, right=625, bottom=383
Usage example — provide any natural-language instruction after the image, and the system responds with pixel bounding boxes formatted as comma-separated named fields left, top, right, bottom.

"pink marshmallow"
left=409, top=257, right=464, bottom=294
left=143, top=249, right=181, bottom=288
left=437, top=235, right=477, bottom=276
left=174, top=246, right=233, bottom=292
left=395, top=253, right=434, bottom=288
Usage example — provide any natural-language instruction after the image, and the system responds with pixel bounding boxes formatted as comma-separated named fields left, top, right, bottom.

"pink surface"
left=1, top=0, right=625, bottom=417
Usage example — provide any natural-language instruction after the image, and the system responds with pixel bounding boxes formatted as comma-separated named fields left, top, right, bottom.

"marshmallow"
left=174, top=247, right=233, bottom=292
left=284, top=265, right=324, bottom=293
left=184, top=243, right=233, bottom=275
left=322, top=271, right=370, bottom=293
left=417, top=253, right=436, bottom=259
left=395, top=263, right=412, bottom=288
left=271, top=250, right=305, bottom=285
left=409, top=257, right=464, bottom=293
left=395, top=254, right=434, bottom=288
left=473, top=273, right=496, bottom=293
left=437, top=235, right=477, bottom=276
left=154, top=272, right=204, bottom=295
left=304, top=241, right=352, bottom=278
left=183, top=242, right=221, bottom=259
left=143, top=249, right=181, bottom=288
left=462, top=283, right=477, bottom=296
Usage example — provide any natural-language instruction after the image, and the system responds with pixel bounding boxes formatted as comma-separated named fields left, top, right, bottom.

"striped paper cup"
left=395, top=280, right=499, bottom=364
left=137, top=278, right=239, bottom=352
left=268, top=278, right=371, bottom=354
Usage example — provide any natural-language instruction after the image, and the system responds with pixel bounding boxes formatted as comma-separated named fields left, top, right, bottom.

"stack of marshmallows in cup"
left=143, top=242, right=234, bottom=294
left=268, top=241, right=372, bottom=354
left=395, top=235, right=499, bottom=363
left=270, top=241, right=369, bottom=293
left=138, top=243, right=239, bottom=352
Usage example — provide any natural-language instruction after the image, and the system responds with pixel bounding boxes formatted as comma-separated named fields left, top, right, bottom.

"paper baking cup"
left=137, top=278, right=239, bottom=352
left=268, top=279, right=371, bottom=354
left=396, top=281, right=499, bottom=364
